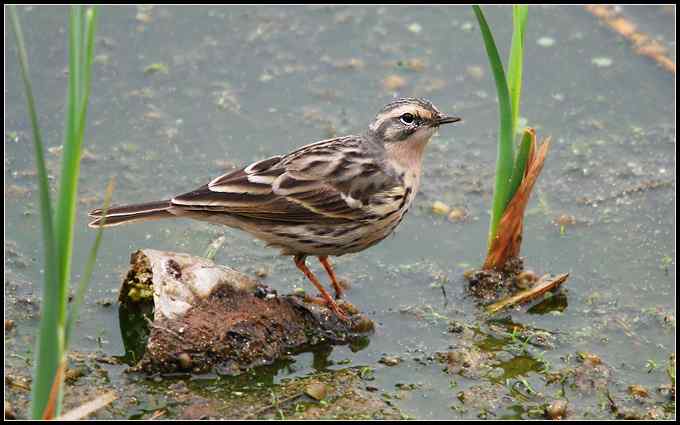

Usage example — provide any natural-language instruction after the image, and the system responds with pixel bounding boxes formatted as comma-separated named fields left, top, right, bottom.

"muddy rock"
left=119, top=249, right=373, bottom=375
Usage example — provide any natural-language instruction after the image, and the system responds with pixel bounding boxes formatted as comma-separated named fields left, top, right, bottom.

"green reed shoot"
left=472, top=5, right=530, bottom=250
left=9, top=5, right=108, bottom=418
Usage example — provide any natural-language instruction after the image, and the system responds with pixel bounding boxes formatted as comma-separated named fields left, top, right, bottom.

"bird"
left=89, top=97, right=461, bottom=321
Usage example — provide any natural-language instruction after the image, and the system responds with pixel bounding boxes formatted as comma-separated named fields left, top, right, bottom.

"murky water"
left=6, top=5, right=675, bottom=419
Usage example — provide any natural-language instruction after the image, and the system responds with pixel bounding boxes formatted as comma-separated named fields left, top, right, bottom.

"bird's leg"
left=318, top=256, right=343, bottom=299
left=294, top=255, right=349, bottom=321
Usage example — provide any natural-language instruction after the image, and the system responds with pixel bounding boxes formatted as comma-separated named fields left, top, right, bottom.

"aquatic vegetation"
left=472, top=5, right=551, bottom=271
left=9, top=5, right=110, bottom=418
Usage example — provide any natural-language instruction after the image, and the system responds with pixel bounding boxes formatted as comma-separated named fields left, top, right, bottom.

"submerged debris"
left=143, top=63, right=169, bottom=75
left=485, top=273, right=569, bottom=315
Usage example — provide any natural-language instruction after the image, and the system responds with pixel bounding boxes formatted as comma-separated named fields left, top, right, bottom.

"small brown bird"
left=89, top=98, right=460, bottom=321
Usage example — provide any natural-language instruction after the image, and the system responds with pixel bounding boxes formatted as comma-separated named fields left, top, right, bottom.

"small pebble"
left=407, top=22, right=422, bottom=34
left=432, top=201, right=451, bottom=216
left=304, top=382, right=328, bottom=401
left=5, top=319, right=15, bottom=331
left=592, top=57, right=613, bottom=67
left=379, top=355, right=401, bottom=366
left=537, top=36, right=555, bottom=47
left=177, top=353, right=192, bottom=370
left=460, top=21, right=473, bottom=32
left=545, top=399, right=567, bottom=419
left=555, top=214, right=577, bottom=226
left=447, top=208, right=467, bottom=222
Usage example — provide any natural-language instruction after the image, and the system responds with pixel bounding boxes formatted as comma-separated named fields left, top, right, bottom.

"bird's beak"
left=435, top=116, right=462, bottom=126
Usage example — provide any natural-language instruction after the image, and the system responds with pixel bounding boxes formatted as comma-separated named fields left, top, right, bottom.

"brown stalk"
left=483, top=129, right=550, bottom=271
left=41, top=359, right=66, bottom=419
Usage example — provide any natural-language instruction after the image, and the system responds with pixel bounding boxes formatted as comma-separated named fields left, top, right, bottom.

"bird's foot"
left=305, top=295, right=351, bottom=322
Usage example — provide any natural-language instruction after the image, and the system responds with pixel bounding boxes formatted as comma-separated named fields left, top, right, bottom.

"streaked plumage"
left=89, top=98, right=460, bottom=321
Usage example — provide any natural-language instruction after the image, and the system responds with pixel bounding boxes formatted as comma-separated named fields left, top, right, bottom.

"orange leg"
left=294, top=255, right=349, bottom=321
left=318, top=256, right=344, bottom=299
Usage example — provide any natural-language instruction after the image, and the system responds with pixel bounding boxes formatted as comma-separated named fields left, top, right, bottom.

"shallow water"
left=5, top=5, right=675, bottom=419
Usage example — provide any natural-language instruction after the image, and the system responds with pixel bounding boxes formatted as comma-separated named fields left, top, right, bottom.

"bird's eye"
left=400, top=113, right=415, bottom=125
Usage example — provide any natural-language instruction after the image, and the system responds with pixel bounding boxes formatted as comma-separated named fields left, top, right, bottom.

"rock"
left=305, top=382, right=328, bottom=401
left=119, top=249, right=373, bottom=375
left=379, top=355, right=401, bottom=366
left=447, top=208, right=467, bottom=222
left=177, top=353, right=193, bottom=370
left=431, top=201, right=451, bottom=216
left=545, top=399, right=567, bottom=419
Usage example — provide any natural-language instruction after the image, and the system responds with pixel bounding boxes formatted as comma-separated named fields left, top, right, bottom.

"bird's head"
left=367, top=98, right=461, bottom=147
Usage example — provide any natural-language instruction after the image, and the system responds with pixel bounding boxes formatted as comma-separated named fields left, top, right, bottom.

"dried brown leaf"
left=484, top=129, right=550, bottom=270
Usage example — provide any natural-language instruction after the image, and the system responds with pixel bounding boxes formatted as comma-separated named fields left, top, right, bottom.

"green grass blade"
left=54, top=6, right=93, bottom=336
left=472, top=5, right=515, bottom=247
left=53, top=8, right=98, bottom=415
left=75, top=7, right=98, bottom=154
left=64, top=178, right=114, bottom=350
left=8, top=5, right=63, bottom=419
left=72, top=6, right=83, bottom=114
left=507, top=5, right=528, bottom=138
left=508, top=129, right=533, bottom=200
left=12, top=6, right=99, bottom=417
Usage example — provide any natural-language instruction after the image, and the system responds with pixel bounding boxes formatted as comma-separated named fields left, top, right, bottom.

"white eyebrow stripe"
left=384, top=104, right=419, bottom=118
left=371, top=104, right=437, bottom=131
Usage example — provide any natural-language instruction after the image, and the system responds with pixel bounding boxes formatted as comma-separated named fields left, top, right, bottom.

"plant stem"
left=472, top=5, right=515, bottom=248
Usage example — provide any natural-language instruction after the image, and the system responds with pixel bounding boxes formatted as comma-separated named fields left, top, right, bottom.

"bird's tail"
left=88, top=200, right=174, bottom=228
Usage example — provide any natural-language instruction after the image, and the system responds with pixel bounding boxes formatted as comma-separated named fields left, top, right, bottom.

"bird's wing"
left=171, top=136, right=405, bottom=224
